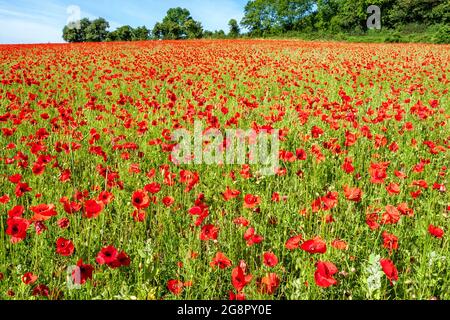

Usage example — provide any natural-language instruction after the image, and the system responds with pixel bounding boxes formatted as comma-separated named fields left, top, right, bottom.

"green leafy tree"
left=214, top=30, right=227, bottom=39
left=228, top=19, right=241, bottom=38
left=185, top=19, right=204, bottom=39
left=241, top=0, right=314, bottom=36
left=241, top=0, right=278, bottom=36
left=62, top=18, right=91, bottom=43
left=152, top=7, right=203, bottom=40
left=107, top=25, right=134, bottom=41
left=133, top=26, right=151, bottom=41
left=85, top=18, right=110, bottom=42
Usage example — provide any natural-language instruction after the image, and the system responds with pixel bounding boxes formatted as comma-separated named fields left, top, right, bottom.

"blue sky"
left=0, top=0, right=248, bottom=44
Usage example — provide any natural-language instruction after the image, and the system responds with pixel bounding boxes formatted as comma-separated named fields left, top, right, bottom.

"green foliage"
left=384, top=31, right=401, bottom=43
left=152, top=7, right=203, bottom=40
left=432, top=24, right=450, bottom=44
left=61, top=2, right=450, bottom=44
left=132, top=26, right=151, bottom=41
left=228, top=19, right=241, bottom=38
left=241, top=0, right=315, bottom=36
left=237, top=0, right=450, bottom=43
left=63, top=18, right=150, bottom=43
left=62, top=18, right=91, bottom=43
left=203, top=30, right=227, bottom=39
left=84, top=18, right=110, bottom=42
left=107, top=25, right=134, bottom=42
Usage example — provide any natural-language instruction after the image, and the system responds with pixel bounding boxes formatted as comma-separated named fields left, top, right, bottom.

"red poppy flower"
left=61, top=199, right=82, bottom=215
left=394, top=170, right=407, bottom=179
left=244, top=227, right=264, bottom=246
left=15, top=182, right=32, bottom=197
left=343, top=186, right=362, bottom=202
left=0, top=194, right=10, bottom=204
left=342, top=157, right=354, bottom=174
left=260, top=273, right=280, bottom=295
left=301, top=237, right=327, bottom=254
left=84, top=199, right=104, bottom=219
left=9, top=174, right=22, bottom=184
left=6, top=217, right=30, bottom=243
left=117, top=251, right=131, bottom=267
left=56, top=237, right=75, bottom=256
left=386, top=183, right=401, bottom=195
left=72, top=259, right=94, bottom=285
left=30, top=203, right=57, bottom=222
left=428, top=225, right=444, bottom=239
left=233, top=217, right=250, bottom=227
left=57, top=218, right=70, bottom=229
left=189, top=206, right=203, bottom=215
left=8, top=205, right=24, bottom=218
left=366, top=213, right=380, bottom=230
left=131, top=190, right=150, bottom=209
left=96, top=246, right=119, bottom=266
left=167, top=279, right=184, bottom=295
left=243, top=194, right=261, bottom=209
left=314, top=261, right=338, bottom=288
left=285, top=235, right=303, bottom=250
left=380, top=258, right=398, bottom=284
left=397, top=203, right=414, bottom=217
left=22, top=272, right=38, bottom=285
left=223, top=187, right=241, bottom=201
left=381, top=205, right=401, bottom=225
left=179, top=170, right=199, bottom=192
left=321, top=192, right=339, bottom=210
left=200, top=224, right=219, bottom=241
left=229, top=291, right=246, bottom=300
left=34, top=221, right=47, bottom=235
left=211, top=252, right=232, bottom=269
left=231, top=265, right=252, bottom=292
left=369, top=162, right=390, bottom=184
left=132, top=209, right=146, bottom=222
left=296, top=148, right=307, bottom=160
left=312, top=192, right=339, bottom=212
left=331, top=239, right=348, bottom=250
left=144, top=182, right=161, bottom=194
left=32, top=284, right=49, bottom=297
left=98, top=191, right=114, bottom=205
left=162, top=196, right=175, bottom=207
left=382, top=232, right=399, bottom=252
left=263, top=252, right=278, bottom=267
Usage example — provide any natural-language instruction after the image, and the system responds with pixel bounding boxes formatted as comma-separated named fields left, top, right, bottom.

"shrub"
left=432, top=25, right=450, bottom=44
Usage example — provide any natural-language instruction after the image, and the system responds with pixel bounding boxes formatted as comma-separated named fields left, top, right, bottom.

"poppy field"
left=0, top=40, right=449, bottom=300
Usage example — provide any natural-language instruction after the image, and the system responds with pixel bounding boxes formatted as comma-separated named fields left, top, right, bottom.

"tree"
left=62, top=18, right=91, bottom=43
left=241, top=0, right=277, bottom=36
left=152, top=7, right=203, bottom=39
left=107, top=25, right=133, bottom=41
left=228, top=19, right=241, bottom=38
left=133, top=26, right=150, bottom=41
left=85, top=18, right=110, bottom=42
left=214, top=30, right=227, bottom=39
left=241, top=0, right=315, bottom=36
left=185, top=19, right=204, bottom=39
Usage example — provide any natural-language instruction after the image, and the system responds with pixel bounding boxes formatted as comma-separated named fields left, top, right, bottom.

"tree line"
left=63, top=1, right=450, bottom=43
left=241, top=0, right=449, bottom=36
